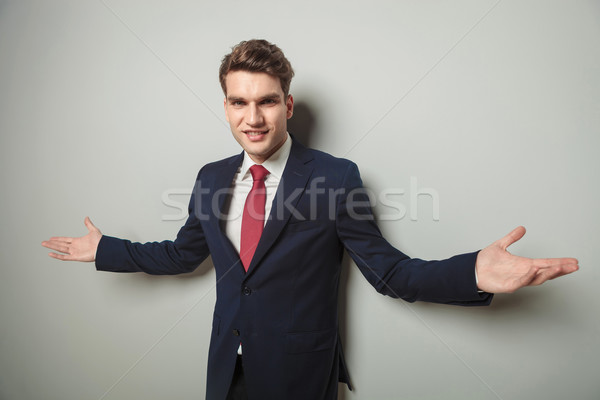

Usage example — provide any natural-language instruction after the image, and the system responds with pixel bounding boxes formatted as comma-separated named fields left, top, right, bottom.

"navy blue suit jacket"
left=96, top=139, right=492, bottom=399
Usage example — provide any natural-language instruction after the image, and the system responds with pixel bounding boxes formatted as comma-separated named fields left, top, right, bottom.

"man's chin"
left=242, top=144, right=269, bottom=162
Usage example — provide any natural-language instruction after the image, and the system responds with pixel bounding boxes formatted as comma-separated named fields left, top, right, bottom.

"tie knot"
left=250, top=165, right=269, bottom=182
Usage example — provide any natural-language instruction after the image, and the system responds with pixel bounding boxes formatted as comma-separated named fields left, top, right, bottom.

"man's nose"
left=247, top=104, right=263, bottom=125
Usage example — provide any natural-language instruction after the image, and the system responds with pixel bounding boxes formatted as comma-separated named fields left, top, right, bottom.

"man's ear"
left=286, top=94, right=294, bottom=119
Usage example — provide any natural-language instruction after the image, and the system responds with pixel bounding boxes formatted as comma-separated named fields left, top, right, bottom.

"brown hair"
left=219, top=39, right=295, bottom=97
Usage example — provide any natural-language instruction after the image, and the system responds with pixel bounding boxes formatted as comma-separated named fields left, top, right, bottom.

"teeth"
left=246, top=132, right=264, bottom=136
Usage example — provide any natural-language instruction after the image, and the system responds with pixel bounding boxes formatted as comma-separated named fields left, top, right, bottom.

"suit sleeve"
left=335, top=162, right=492, bottom=306
left=95, top=173, right=210, bottom=275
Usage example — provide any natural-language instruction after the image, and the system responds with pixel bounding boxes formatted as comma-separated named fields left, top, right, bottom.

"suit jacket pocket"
left=285, top=328, right=336, bottom=354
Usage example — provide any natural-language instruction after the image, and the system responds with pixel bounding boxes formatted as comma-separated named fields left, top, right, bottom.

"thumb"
left=497, top=226, right=526, bottom=250
left=84, top=216, right=100, bottom=233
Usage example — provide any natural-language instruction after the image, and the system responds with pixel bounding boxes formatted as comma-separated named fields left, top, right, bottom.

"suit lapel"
left=245, top=140, right=314, bottom=277
left=210, top=152, right=245, bottom=273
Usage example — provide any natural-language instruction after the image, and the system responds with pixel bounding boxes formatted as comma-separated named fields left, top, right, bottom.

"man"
left=42, top=39, right=578, bottom=400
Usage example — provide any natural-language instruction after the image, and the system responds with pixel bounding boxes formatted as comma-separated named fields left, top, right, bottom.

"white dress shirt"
left=223, top=133, right=292, bottom=255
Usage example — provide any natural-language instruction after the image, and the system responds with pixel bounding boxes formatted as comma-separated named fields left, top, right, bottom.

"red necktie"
left=240, top=165, right=270, bottom=271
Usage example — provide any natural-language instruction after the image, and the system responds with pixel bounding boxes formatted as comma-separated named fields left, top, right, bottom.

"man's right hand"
left=42, top=217, right=102, bottom=262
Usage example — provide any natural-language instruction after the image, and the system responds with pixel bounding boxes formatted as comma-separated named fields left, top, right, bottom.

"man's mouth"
left=244, top=130, right=267, bottom=137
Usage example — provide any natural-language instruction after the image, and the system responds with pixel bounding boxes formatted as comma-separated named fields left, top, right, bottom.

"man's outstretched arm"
left=41, top=209, right=210, bottom=275
left=42, top=217, right=102, bottom=262
left=475, top=226, right=579, bottom=293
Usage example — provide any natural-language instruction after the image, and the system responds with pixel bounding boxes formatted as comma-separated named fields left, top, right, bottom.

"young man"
left=42, top=39, right=578, bottom=400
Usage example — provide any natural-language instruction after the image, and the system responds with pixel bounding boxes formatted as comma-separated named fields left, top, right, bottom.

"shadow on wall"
left=288, top=101, right=317, bottom=148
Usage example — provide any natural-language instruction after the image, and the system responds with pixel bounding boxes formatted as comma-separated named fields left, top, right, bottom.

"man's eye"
left=232, top=101, right=245, bottom=106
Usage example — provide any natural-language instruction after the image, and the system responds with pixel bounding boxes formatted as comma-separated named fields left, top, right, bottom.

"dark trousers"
left=226, top=355, right=247, bottom=400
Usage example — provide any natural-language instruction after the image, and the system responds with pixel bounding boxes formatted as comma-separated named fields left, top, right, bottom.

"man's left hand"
left=475, top=226, right=579, bottom=293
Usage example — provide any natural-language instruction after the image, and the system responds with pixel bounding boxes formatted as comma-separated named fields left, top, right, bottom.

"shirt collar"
left=240, top=133, right=292, bottom=181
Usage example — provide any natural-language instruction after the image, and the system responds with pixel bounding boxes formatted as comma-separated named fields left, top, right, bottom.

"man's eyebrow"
left=227, top=96, right=245, bottom=102
left=226, top=93, right=282, bottom=102
left=260, top=93, right=282, bottom=101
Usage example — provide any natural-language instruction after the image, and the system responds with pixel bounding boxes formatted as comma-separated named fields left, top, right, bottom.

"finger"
left=84, top=216, right=98, bottom=233
left=497, top=226, right=526, bottom=250
left=45, top=237, right=73, bottom=244
left=530, top=267, right=568, bottom=286
left=48, top=252, right=74, bottom=261
left=531, top=257, right=579, bottom=269
left=41, top=241, right=70, bottom=253
left=549, top=264, right=579, bottom=279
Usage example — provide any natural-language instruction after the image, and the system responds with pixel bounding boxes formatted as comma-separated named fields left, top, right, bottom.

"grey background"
left=1, top=0, right=598, bottom=399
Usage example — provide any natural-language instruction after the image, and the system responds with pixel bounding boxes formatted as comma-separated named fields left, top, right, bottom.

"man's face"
left=224, top=71, right=293, bottom=164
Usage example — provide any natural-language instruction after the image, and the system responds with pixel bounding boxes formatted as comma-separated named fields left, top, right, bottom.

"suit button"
left=232, top=329, right=240, bottom=336
left=242, top=287, right=252, bottom=296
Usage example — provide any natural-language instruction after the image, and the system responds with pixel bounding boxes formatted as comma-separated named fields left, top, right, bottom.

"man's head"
left=221, top=40, right=295, bottom=164
left=219, top=39, right=294, bottom=98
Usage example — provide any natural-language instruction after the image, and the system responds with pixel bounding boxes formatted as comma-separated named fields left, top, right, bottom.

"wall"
left=1, top=1, right=598, bottom=399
